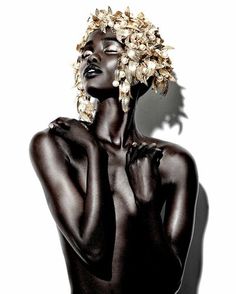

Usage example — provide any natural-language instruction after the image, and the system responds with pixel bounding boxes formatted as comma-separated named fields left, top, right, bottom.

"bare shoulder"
left=30, top=128, right=58, bottom=156
left=29, top=128, right=69, bottom=169
left=148, top=137, right=198, bottom=186
left=30, top=128, right=52, bottom=150
left=163, top=142, right=198, bottom=188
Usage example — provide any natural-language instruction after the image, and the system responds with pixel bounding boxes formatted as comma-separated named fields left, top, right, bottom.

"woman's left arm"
left=162, top=150, right=199, bottom=268
left=126, top=144, right=198, bottom=291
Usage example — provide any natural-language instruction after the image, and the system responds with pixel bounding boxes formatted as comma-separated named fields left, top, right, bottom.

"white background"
left=0, top=0, right=235, bottom=293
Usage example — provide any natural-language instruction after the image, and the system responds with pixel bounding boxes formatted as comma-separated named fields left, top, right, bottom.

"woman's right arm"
left=29, top=127, right=115, bottom=279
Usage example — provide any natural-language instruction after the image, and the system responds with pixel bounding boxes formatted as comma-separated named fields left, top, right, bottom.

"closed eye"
left=104, top=44, right=122, bottom=54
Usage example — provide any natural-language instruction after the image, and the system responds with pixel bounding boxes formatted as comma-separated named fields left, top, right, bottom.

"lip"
left=83, top=64, right=103, bottom=78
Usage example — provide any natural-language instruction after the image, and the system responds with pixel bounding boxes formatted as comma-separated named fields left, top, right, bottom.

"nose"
left=87, top=53, right=101, bottom=64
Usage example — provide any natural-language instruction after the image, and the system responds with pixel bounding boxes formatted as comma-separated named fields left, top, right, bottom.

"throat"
left=91, top=97, right=138, bottom=148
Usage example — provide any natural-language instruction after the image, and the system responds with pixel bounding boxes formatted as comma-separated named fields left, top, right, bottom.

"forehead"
left=86, top=29, right=118, bottom=44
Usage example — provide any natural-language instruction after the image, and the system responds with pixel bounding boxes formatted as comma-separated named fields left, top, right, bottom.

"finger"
left=56, top=117, right=70, bottom=130
left=126, top=142, right=136, bottom=167
left=126, top=148, right=131, bottom=170
left=148, top=142, right=158, bottom=148
left=130, top=143, right=153, bottom=161
left=154, top=147, right=163, bottom=162
left=137, top=143, right=154, bottom=157
left=48, top=124, right=67, bottom=137
left=48, top=119, right=69, bottom=137
left=49, top=117, right=70, bottom=130
left=49, top=122, right=55, bottom=129
left=147, top=147, right=163, bottom=164
left=48, top=121, right=62, bottom=130
left=129, top=142, right=149, bottom=164
left=80, top=121, right=90, bottom=131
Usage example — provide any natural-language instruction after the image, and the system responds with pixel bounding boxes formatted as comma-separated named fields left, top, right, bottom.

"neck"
left=91, top=97, right=141, bottom=148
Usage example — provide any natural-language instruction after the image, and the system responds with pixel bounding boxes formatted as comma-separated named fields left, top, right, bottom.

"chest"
left=108, top=152, right=137, bottom=218
left=70, top=149, right=137, bottom=216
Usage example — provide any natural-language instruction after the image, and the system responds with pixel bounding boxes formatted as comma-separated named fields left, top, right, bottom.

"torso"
left=56, top=136, right=175, bottom=294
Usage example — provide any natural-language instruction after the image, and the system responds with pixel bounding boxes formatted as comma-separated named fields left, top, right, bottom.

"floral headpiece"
left=74, top=7, right=175, bottom=122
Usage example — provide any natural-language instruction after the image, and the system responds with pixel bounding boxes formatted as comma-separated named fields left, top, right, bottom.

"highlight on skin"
left=29, top=7, right=199, bottom=294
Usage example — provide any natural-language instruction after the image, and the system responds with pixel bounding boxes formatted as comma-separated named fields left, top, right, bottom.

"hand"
left=48, top=117, right=99, bottom=150
left=126, top=142, right=163, bottom=206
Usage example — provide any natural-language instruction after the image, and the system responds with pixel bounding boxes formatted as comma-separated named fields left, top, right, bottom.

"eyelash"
left=104, top=48, right=118, bottom=53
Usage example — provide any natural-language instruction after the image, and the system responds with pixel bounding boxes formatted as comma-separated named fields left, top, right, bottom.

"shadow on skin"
left=135, top=79, right=209, bottom=294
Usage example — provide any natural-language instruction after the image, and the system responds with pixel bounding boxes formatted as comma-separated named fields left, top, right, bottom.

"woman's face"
left=80, top=29, right=123, bottom=100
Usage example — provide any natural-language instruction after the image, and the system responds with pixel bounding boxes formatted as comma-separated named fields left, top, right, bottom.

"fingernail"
left=150, top=143, right=157, bottom=147
left=132, top=142, right=137, bottom=147
left=81, top=122, right=89, bottom=130
left=155, top=147, right=163, bottom=152
left=49, top=123, right=54, bottom=129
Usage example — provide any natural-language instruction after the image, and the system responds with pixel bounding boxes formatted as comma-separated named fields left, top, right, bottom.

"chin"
left=90, top=89, right=119, bottom=101
left=83, top=72, right=117, bottom=96
left=85, top=84, right=119, bottom=100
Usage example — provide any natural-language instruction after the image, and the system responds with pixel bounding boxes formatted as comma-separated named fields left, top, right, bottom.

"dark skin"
left=30, top=29, right=198, bottom=294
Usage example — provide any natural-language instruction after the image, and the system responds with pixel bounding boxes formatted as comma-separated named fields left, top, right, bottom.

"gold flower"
left=74, top=7, right=175, bottom=121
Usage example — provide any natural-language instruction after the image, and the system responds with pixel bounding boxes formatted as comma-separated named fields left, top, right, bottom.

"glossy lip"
left=83, top=64, right=103, bottom=78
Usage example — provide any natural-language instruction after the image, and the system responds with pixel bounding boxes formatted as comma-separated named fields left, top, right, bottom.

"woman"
left=30, top=8, right=198, bottom=294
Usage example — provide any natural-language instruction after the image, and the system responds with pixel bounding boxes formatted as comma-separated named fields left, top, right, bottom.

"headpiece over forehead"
left=74, top=7, right=175, bottom=122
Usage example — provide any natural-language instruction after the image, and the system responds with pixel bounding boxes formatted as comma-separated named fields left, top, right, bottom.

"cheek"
left=106, top=58, right=119, bottom=77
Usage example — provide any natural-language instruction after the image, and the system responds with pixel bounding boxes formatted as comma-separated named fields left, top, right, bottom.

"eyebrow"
left=83, top=37, right=122, bottom=48
left=103, top=37, right=120, bottom=42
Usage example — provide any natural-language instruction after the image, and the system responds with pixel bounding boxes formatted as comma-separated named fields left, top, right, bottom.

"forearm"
left=138, top=202, right=182, bottom=288
left=80, top=143, right=115, bottom=264
left=31, top=130, right=115, bottom=276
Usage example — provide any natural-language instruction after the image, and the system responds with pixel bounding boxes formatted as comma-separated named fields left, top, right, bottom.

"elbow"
left=83, top=246, right=106, bottom=264
left=77, top=231, right=114, bottom=279
left=80, top=245, right=113, bottom=280
left=86, top=253, right=112, bottom=280
left=69, top=235, right=107, bottom=265
left=61, top=230, right=113, bottom=280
